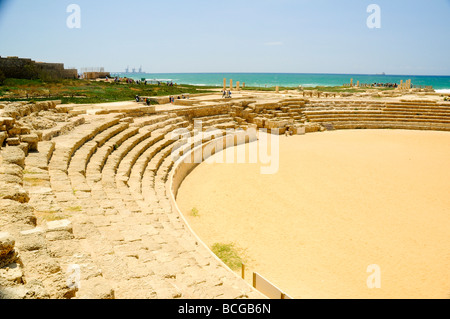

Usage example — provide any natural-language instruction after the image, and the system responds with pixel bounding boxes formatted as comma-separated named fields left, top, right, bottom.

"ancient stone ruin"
left=1, top=93, right=449, bottom=299
left=0, top=56, right=78, bottom=81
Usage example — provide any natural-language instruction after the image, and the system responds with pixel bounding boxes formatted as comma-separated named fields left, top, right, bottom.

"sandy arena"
left=176, top=129, right=450, bottom=299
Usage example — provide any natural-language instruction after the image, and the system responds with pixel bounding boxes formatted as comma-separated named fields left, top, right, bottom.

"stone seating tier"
left=3, top=96, right=450, bottom=299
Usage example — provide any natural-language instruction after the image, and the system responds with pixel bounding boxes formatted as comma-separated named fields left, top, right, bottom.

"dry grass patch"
left=35, top=210, right=70, bottom=222
left=211, top=243, right=245, bottom=271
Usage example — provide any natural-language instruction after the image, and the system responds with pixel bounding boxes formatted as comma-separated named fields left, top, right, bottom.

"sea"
left=111, top=73, right=450, bottom=92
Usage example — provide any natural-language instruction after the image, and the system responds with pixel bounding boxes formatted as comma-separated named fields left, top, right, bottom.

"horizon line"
left=110, top=71, right=450, bottom=77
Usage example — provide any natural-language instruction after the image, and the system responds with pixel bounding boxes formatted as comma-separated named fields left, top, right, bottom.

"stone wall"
left=169, top=104, right=232, bottom=119
left=0, top=56, right=78, bottom=80
left=36, top=62, right=78, bottom=80
left=0, top=57, right=38, bottom=80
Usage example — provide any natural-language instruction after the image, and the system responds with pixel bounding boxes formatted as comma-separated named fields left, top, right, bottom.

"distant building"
left=0, top=56, right=78, bottom=80
left=83, top=72, right=111, bottom=79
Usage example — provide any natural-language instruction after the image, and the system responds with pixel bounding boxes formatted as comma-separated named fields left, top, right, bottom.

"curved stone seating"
left=304, top=101, right=450, bottom=131
left=383, top=107, right=450, bottom=116
left=39, top=116, right=184, bottom=297
left=167, top=129, right=258, bottom=265
left=40, top=115, right=87, bottom=142
left=5, top=95, right=449, bottom=299
left=86, top=126, right=141, bottom=185
left=68, top=123, right=131, bottom=194
left=27, top=110, right=263, bottom=299
left=23, top=140, right=117, bottom=298
left=330, top=122, right=450, bottom=131
left=305, top=112, right=450, bottom=124
left=113, top=124, right=188, bottom=215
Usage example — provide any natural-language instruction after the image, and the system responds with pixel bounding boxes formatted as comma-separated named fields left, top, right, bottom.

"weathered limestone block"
left=305, top=123, right=322, bottom=133
left=35, top=101, right=56, bottom=112
left=253, top=117, right=266, bottom=128
left=44, top=274, right=77, bottom=299
left=143, top=106, right=156, bottom=114
left=280, top=99, right=307, bottom=107
left=0, top=163, right=23, bottom=179
left=0, top=182, right=30, bottom=203
left=0, top=249, right=18, bottom=269
left=18, top=104, right=33, bottom=117
left=120, top=117, right=134, bottom=124
left=254, top=102, right=281, bottom=112
left=292, top=125, right=306, bottom=135
left=174, top=99, right=195, bottom=106
left=16, top=228, right=46, bottom=252
left=55, top=105, right=72, bottom=113
left=265, top=119, right=290, bottom=130
left=45, top=219, right=73, bottom=241
left=0, top=199, right=36, bottom=230
left=17, top=143, right=29, bottom=157
left=0, top=132, right=7, bottom=146
left=12, top=125, right=30, bottom=138
left=0, top=232, right=15, bottom=257
left=0, top=173, right=22, bottom=185
left=1, top=106, right=20, bottom=119
left=1, top=146, right=25, bottom=168
left=148, top=96, right=170, bottom=104
left=6, top=138, right=20, bottom=146
left=242, top=108, right=253, bottom=120
left=0, top=262, right=23, bottom=284
left=0, top=280, right=50, bottom=299
left=46, top=219, right=73, bottom=233
left=0, top=117, right=15, bottom=129
left=76, top=277, right=115, bottom=299
left=21, top=134, right=39, bottom=152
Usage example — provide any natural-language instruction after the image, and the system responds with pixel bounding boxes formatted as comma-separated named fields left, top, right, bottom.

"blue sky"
left=0, top=0, right=449, bottom=75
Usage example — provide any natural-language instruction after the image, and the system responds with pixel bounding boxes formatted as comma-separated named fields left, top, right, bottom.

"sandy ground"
left=176, top=129, right=450, bottom=299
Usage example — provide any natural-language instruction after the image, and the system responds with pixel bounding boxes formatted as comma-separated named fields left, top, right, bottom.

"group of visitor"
left=135, top=95, right=152, bottom=106
left=169, top=95, right=189, bottom=103
left=153, top=81, right=176, bottom=86
left=222, top=90, right=232, bottom=99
